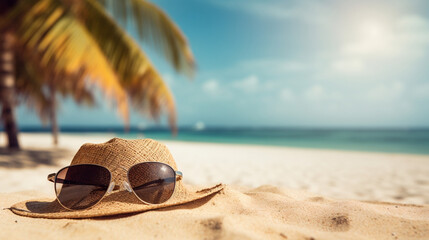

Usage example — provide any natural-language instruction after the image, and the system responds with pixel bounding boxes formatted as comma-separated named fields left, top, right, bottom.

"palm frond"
left=12, top=0, right=129, bottom=123
left=15, top=45, right=96, bottom=125
left=81, top=0, right=177, bottom=128
left=97, top=0, right=195, bottom=77
left=5, top=0, right=183, bottom=131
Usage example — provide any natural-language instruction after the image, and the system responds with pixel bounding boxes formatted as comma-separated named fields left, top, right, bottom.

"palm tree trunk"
left=0, top=31, right=20, bottom=149
left=49, top=84, right=59, bottom=146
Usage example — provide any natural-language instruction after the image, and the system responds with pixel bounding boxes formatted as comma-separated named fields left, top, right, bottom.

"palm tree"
left=0, top=0, right=195, bottom=149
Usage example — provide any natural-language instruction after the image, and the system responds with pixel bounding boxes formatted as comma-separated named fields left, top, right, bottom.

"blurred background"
left=0, top=0, right=428, bottom=203
left=4, top=0, right=429, bottom=153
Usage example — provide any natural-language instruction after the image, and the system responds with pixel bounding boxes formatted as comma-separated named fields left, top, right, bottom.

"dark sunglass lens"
left=55, top=165, right=110, bottom=210
left=128, top=162, right=176, bottom=204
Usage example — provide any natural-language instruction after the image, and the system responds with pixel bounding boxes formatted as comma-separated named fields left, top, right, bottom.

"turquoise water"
left=112, top=128, right=429, bottom=155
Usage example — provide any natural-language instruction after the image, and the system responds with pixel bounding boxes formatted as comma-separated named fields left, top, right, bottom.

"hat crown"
left=70, top=138, right=177, bottom=182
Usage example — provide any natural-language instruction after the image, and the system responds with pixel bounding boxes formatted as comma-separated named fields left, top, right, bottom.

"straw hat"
left=10, top=138, right=224, bottom=219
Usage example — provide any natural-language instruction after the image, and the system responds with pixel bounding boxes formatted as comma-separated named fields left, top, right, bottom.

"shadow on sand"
left=0, top=147, right=73, bottom=169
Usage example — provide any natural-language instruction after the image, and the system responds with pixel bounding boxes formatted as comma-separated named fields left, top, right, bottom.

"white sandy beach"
left=1, top=133, right=429, bottom=240
left=1, top=133, right=428, bottom=204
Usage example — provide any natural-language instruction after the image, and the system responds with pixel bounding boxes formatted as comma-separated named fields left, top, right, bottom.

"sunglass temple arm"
left=175, top=171, right=183, bottom=180
left=47, top=173, right=56, bottom=183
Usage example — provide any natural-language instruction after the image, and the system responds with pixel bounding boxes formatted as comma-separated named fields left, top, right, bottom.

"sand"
left=1, top=133, right=429, bottom=204
left=1, top=186, right=429, bottom=240
left=1, top=133, right=429, bottom=239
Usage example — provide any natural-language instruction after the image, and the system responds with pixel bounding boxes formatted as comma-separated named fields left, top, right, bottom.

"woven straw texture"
left=10, top=138, right=224, bottom=219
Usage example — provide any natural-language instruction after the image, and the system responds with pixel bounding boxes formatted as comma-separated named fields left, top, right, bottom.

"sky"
left=18, top=0, right=429, bottom=128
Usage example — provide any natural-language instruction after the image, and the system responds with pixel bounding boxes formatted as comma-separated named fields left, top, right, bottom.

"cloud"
left=366, top=81, right=404, bottom=102
left=331, top=58, right=365, bottom=74
left=279, top=88, right=295, bottom=102
left=344, top=15, right=429, bottom=57
left=397, top=15, right=429, bottom=40
left=185, top=3, right=429, bottom=127
left=202, top=79, right=220, bottom=95
left=233, top=75, right=259, bottom=93
left=328, top=14, right=429, bottom=77
left=202, top=75, right=264, bottom=98
left=414, top=83, right=429, bottom=99
left=396, top=15, right=429, bottom=55
left=302, top=85, right=344, bottom=104
left=304, top=85, right=326, bottom=101
left=340, top=22, right=396, bottom=57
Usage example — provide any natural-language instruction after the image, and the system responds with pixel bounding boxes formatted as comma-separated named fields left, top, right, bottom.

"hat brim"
left=10, top=183, right=224, bottom=219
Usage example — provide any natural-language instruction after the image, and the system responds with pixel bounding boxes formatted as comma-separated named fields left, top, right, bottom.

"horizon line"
left=6, top=125, right=429, bottom=132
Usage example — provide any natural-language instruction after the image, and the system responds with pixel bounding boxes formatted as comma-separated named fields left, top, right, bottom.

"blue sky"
left=18, top=0, right=429, bottom=128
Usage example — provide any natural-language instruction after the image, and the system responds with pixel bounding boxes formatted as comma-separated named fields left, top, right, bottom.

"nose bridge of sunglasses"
left=103, top=165, right=134, bottom=193
left=107, top=181, right=116, bottom=193
left=108, top=164, right=131, bottom=186
left=122, top=181, right=133, bottom=192
left=106, top=181, right=132, bottom=193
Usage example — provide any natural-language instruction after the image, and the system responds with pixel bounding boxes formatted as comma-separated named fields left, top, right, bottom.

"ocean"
left=20, top=127, right=429, bottom=155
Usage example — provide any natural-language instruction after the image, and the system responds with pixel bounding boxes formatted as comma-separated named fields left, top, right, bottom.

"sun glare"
left=363, top=22, right=383, bottom=38
left=361, top=21, right=387, bottom=41
left=344, top=20, right=392, bottom=55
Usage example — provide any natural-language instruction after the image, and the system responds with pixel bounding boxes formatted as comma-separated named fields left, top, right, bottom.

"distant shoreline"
left=2, top=128, right=429, bottom=155
left=10, top=125, right=429, bottom=133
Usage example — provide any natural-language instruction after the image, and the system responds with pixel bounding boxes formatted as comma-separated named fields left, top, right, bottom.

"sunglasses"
left=47, top=162, right=183, bottom=211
